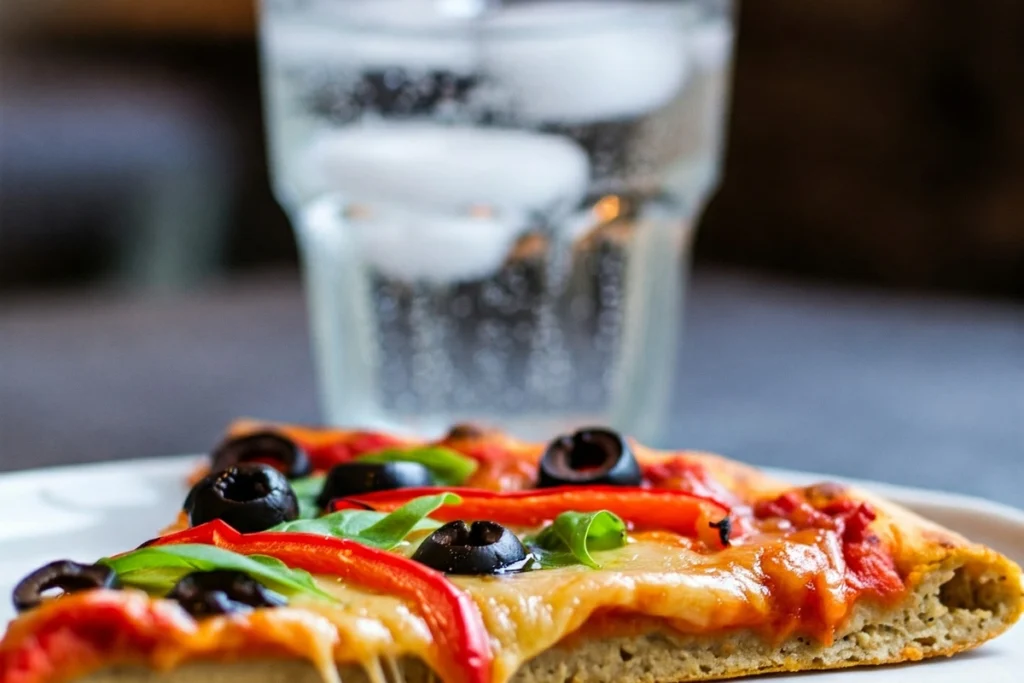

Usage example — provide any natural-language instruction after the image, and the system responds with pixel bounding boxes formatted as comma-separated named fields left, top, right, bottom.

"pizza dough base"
left=81, top=558, right=1023, bottom=683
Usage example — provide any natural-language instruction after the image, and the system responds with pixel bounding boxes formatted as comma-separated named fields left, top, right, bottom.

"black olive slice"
left=13, top=560, right=118, bottom=613
left=185, top=463, right=299, bottom=532
left=411, top=520, right=530, bottom=575
left=210, top=432, right=312, bottom=479
left=167, top=570, right=286, bottom=618
left=316, top=461, right=434, bottom=509
left=536, top=428, right=642, bottom=488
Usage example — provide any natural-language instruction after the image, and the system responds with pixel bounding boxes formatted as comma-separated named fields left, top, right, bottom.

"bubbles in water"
left=407, top=289, right=456, bottom=410
left=450, top=294, right=473, bottom=319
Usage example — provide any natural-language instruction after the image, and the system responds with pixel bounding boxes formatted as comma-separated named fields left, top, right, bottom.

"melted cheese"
left=283, top=531, right=858, bottom=683
left=1, top=521, right=900, bottom=683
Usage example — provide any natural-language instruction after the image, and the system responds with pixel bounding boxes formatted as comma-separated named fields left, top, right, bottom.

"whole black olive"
left=167, top=570, right=286, bottom=618
left=536, top=427, right=642, bottom=488
left=210, top=431, right=312, bottom=479
left=316, top=461, right=434, bottom=509
left=412, top=520, right=530, bottom=575
left=12, top=560, right=118, bottom=613
left=185, top=463, right=299, bottom=532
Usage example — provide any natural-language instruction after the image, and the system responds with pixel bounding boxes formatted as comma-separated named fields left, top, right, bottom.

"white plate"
left=0, top=457, right=1020, bottom=682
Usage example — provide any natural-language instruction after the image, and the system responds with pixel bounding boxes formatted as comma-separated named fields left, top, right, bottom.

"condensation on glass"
left=258, top=0, right=735, bottom=443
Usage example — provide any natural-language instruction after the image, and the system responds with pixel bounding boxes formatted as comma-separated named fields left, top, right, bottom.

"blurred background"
left=1, top=1, right=1022, bottom=504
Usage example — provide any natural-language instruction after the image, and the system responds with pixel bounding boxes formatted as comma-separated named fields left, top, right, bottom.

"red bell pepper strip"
left=455, top=443, right=541, bottom=491
left=302, top=432, right=409, bottom=471
left=226, top=421, right=410, bottom=472
left=641, top=456, right=741, bottom=506
left=332, top=486, right=730, bottom=536
left=147, top=520, right=491, bottom=683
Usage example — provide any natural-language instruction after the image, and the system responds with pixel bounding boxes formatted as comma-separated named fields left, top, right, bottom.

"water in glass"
left=259, top=0, right=734, bottom=442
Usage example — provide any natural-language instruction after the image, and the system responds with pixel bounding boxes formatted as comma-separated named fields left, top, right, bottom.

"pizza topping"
left=537, top=428, right=642, bottom=488
left=146, top=521, right=493, bottom=683
left=272, top=492, right=458, bottom=549
left=12, top=560, right=119, bottom=613
left=333, top=486, right=729, bottom=536
left=290, top=474, right=330, bottom=518
left=443, top=423, right=491, bottom=440
left=412, top=520, right=531, bottom=575
left=458, top=442, right=541, bottom=490
left=0, top=590, right=344, bottom=683
left=294, top=447, right=478, bottom=513
left=641, top=455, right=740, bottom=504
left=754, top=490, right=861, bottom=535
left=102, top=543, right=335, bottom=601
left=754, top=489, right=904, bottom=599
left=527, top=510, right=628, bottom=569
left=303, top=431, right=410, bottom=470
left=211, top=431, right=312, bottom=479
left=4, top=424, right=921, bottom=683
left=693, top=506, right=737, bottom=550
left=708, top=517, right=732, bottom=547
left=354, top=446, right=479, bottom=486
left=801, top=481, right=850, bottom=507
left=166, top=570, right=287, bottom=617
left=185, top=463, right=300, bottom=533
left=316, top=461, right=435, bottom=509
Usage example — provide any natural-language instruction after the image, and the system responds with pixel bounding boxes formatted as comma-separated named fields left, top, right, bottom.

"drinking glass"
left=258, top=0, right=734, bottom=443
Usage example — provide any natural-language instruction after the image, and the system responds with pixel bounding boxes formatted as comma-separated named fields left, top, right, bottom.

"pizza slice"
left=2, top=421, right=1021, bottom=683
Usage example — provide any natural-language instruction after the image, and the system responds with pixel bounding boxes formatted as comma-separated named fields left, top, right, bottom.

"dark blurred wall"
left=2, top=0, right=1023, bottom=297
left=700, top=0, right=1024, bottom=297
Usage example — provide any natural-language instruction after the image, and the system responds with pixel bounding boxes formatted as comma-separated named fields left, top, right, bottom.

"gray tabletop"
left=1, top=269, right=1022, bottom=506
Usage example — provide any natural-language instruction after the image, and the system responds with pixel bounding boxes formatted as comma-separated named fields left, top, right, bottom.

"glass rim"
left=259, top=0, right=708, bottom=41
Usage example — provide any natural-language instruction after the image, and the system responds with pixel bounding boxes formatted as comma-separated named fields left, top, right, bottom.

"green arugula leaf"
left=270, top=492, right=461, bottom=549
left=99, top=544, right=335, bottom=601
left=357, top=492, right=460, bottom=548
left=528, top=510, right=627, bottom=569
left=356, top=447, right=478, bottom=486
left=289, top=475, right=326, bottom=518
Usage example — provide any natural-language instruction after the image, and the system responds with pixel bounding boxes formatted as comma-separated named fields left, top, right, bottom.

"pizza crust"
left=79, top=550, right=1023, bottom=683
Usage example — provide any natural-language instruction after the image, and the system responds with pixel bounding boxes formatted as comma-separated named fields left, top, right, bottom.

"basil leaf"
left=357, top=492, right=460, bottom=548
left=271, top=492, right=460, bottom=550
left=529, top=510, right=627, bottom=569
left=356, top=447, right=477, bottom=486
left=100, top=544, right=335, bottom=601
left=105, top=565, right=187, bottom=593
left=289, top=475, right=326, bottom=519
left=271, top=510, right=403, bottom=538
